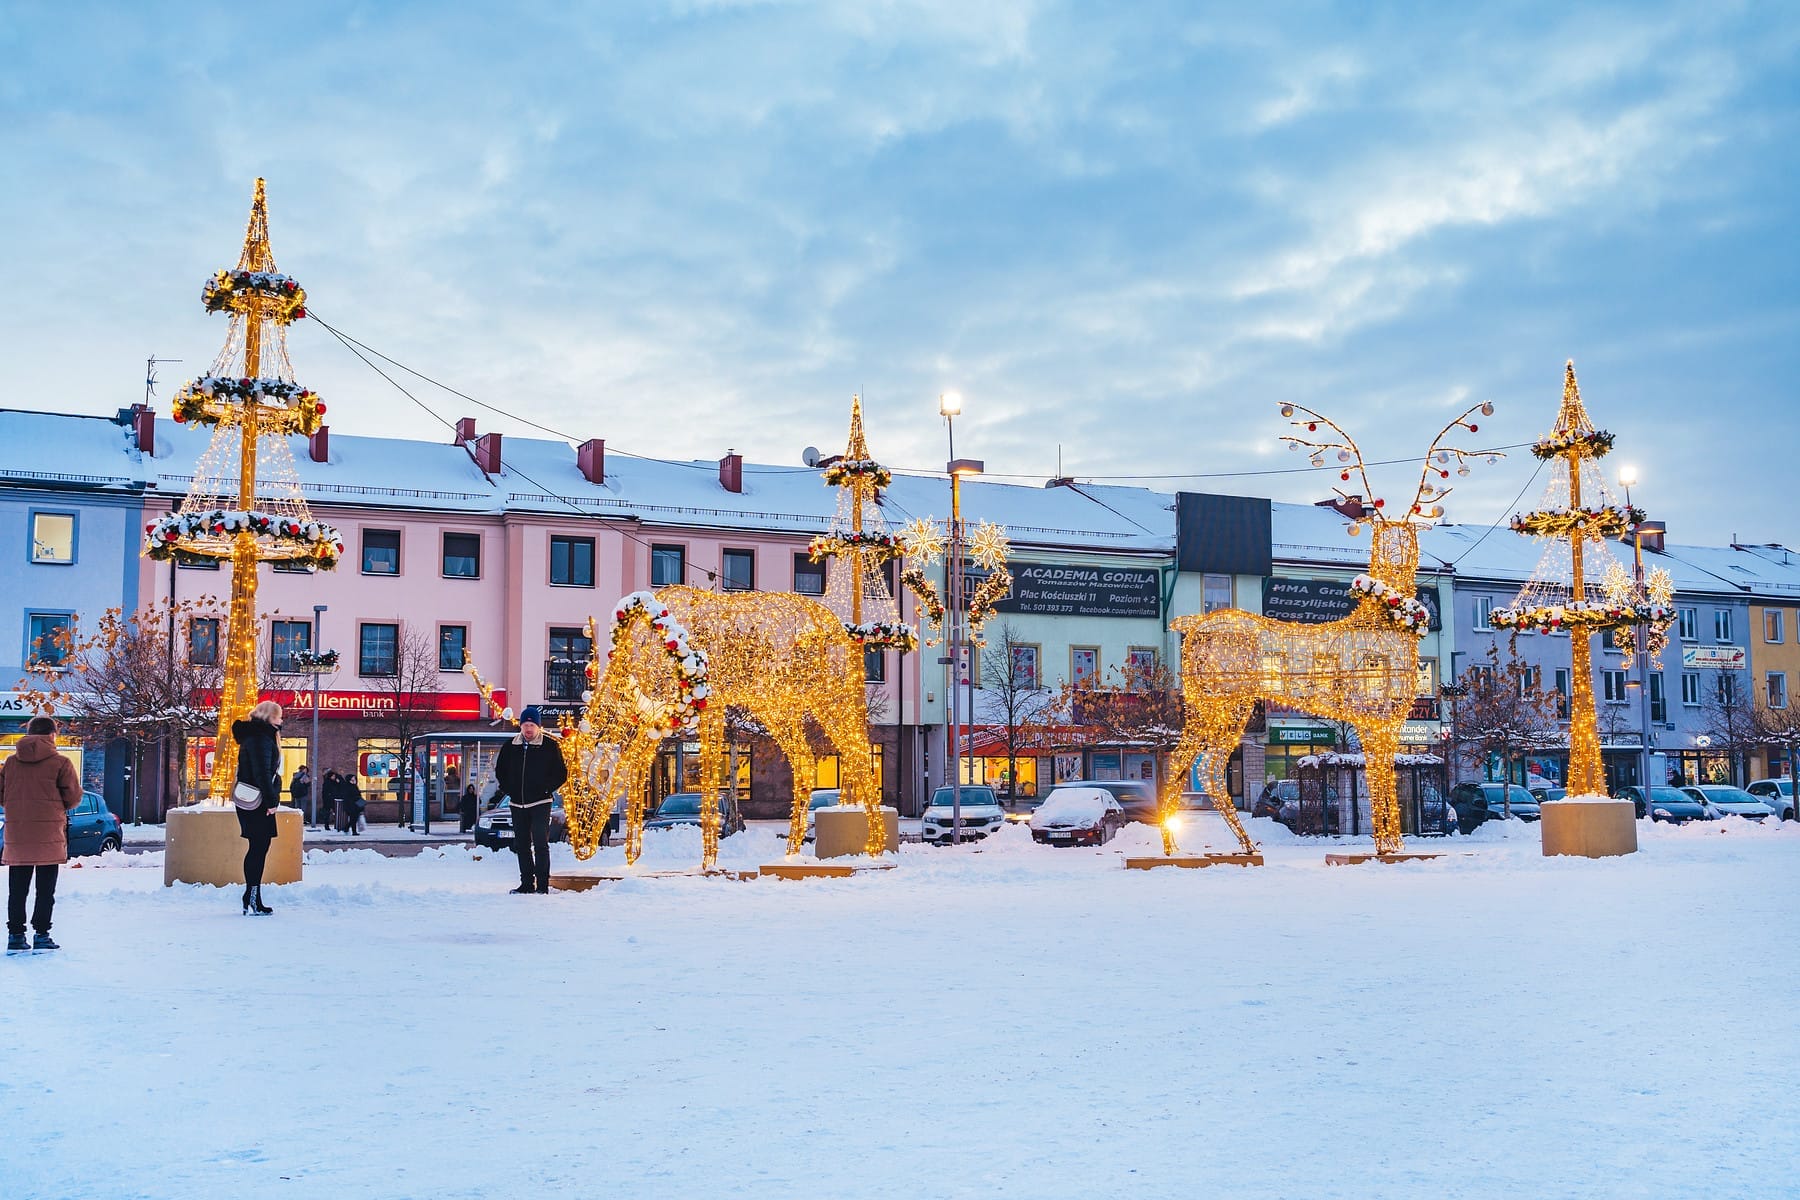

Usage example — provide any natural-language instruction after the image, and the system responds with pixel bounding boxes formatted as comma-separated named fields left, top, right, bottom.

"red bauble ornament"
left=1439, top=469, right=1450, bottom=478
left=1373, top=498, right=1385, bottom=508
left=294, top=307, right=306, bottom=319
left=1467, top=423, right=1478, bottom=432
left=1307, top=422, right=1317, bottom=431
left=665, top=639, right=679, bottom=651
left=173, top=411, right=186, bottom=423
left=1340, top=471, right=1350, bottom=481
left=692, top=698, right=707, bottom=711
left=315, top=403, right=326, bottom=415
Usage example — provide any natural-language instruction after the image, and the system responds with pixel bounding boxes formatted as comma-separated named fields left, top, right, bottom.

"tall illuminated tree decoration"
left=1491, top=361, right=1672, bottom=797
left=142, top=179, right=343, bottom=801
left=1167, top=401, right=1499, bottom=857
left=807, top=396, right=916, bottom=652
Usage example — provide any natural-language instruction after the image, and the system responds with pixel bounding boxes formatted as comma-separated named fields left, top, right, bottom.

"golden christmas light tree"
left=1492, top=361, right=1674, bottom=796
left=144, top=179, right=343, bottom=801
left=807, top=396, right=916, bottom=651
left=1167, top=401, right=1500, bottom=857
left=555, top=588, right=885, bottom=870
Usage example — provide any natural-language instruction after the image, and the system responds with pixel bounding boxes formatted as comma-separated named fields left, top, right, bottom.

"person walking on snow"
left=492, top=706, right=566, bottom=894
left=1, top=715, right=82, bottom=953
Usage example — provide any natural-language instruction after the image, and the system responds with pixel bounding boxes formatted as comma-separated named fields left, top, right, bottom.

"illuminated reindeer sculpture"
left=1164, top=402, right=1498, bottom=857
left=559, top=587, right=885, bottom=870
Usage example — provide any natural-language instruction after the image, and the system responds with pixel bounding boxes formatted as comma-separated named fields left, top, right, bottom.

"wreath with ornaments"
left=1510, top=505, right=1643, bottom=540
left=173, top=377, right=326, bottom=435
left=609, top=592, right=712, bottom=737
left=202, top=270, right=308, bottom=323
left=1532, top=429, right=1615, bottom=461
left=143, top=509, right=345, bottom=569
left=807, top=530, right=903, bottom=562
left=1488, top=599, right=1641, bottom=634
left=1350, top=574, right=1432, bottom=636
left=822, top=458, right=893, bottom=490
left=845, top=620, right=919, bottom=653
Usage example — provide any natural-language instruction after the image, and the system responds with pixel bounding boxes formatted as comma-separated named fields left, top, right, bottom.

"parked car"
left=1745, top=779, right=1797, bottom=820
left=1055, top=779, right=1160, bottom=825
left=1680, top=785, right=1769, bottom=821
left=1251, top=779, right=1292, bottom=821
left=1416, top=790, right=1459, bottom=836
left=0, top=790, right=123, bottom=858
left=802, top=788, right=841, bottom=842
left=1616, top=785, right=1719, bottom=824
left=920, top=785, right=1006, bottom=844
left=472, top=796, right=570, bottom=849
left=1447, top=782, right=1538, bottom=834
left=1028, top=786, right=1125, bottom=846
left=643, top=791, right=746, bottom=836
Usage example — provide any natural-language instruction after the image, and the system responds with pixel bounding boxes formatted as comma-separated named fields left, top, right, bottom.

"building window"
left=361, top=528, right=400, bottom=575
left=651, top=544, right=685, bottom=587
left=1769, top=673, right=1788, bottom=710
left=1517, top=665, right=1542, bottom=696
left=189, top=617, right=220, bottom=666
left=793, top=553, right=826, bottom=596
left=439, top=625, right=467, bottom=672
left=1071, top=647, right=1098, bottom=684
left=1650, top=672, right=1666, bottom=723
left=549, top=536, right=594, bottom=588
left=442, top=532, right=481, bottom=579
left=1602, top=670, right=1628, bottom=703
left=1600, top=628, right=1619, bottom=652
left=546, top=626, right=592, bottom=701
left=1715, top=610, right=1733, bottom=642
left=1009, top=644, right=1041, bottom=689
left=1552, top=668, right=1571, bottom=719
left=270, top=620, right=312, bottom=673
left=272, top=559, right=312, bottom=574
left=722, top=549, right=755, bottom=592
left=1676, top=607, right=1696, bottom=641
left=864, top=647, right=886, bottom=683
left=359, top=623, right=399, bottom=677
left=25, top=612, right=73, bottom=667
left=177, top=557, right=220, bottom=571
left=29, top=512, right=76, bottom=565
left=1202, top=573, right=1233, bottom=614
left=1680, top=673, right=1700, bottom=707
left=1766, top=610, right=1786, bottom=644
left=1126, top=646, right=1158, bottom=674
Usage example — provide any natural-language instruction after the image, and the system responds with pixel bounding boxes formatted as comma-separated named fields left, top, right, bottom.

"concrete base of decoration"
left=760, top=859, right=897, bottom=880
left=1124, top=853, right=1264, bottom=870
left=1324, top=851, right=1444, bottom=866
left=812, top=805, right=899, bottom=859
left=164, top=804, right=303, bottom=887
left=1540, top=798, right=1639, bottom=858
left=548, top=868, right=757, bottom=891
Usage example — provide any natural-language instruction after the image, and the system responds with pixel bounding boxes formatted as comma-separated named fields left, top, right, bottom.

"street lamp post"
left=310, top=604, right=326, bottom=828
left=1619, top=468, right=1664, bottom=799
left=940, top=391, right=983, bottom=846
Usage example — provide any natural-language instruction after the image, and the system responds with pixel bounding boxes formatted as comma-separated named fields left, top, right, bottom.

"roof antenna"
left=146, top=354, right=182, bottom=404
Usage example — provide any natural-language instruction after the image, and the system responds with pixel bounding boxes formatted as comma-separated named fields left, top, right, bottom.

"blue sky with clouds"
left=2, top=2, right=1795, bottom=543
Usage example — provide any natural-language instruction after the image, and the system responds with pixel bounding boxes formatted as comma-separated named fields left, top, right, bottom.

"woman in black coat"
left=458, top=784, right=480, bottom=833
left=233, top=699, right=284, bottom=915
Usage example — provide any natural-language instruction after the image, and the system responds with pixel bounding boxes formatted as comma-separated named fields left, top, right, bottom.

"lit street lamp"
left=940, top=391, right=983, bottom=845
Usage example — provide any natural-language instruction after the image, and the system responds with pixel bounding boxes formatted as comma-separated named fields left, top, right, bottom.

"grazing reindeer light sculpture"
left=1163, top=402, right=1500, bottom=857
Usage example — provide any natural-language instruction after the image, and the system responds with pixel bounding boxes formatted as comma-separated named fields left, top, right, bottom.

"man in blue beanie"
left=492, top=705, right=567, bottom=893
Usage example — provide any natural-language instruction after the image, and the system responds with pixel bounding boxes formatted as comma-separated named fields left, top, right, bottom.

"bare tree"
left=15, top=598, right=228, bottom=815
left=1455, top=639, right=1561, bottom=812
left=359, top=628, right=443, bottom=822
left=1698, top=671, right=1758, bottom=786
left=976, top=623, right=1058, bottom=802
left=1053, top=655, right=1184, bottom=788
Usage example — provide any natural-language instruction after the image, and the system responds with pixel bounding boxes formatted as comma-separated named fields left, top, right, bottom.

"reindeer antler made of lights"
left=1282, top=400, right=1505, bottom=525
left=1280, top=403, right=1379, bottom=519
left=1405, top=400, right=1503, bottom=523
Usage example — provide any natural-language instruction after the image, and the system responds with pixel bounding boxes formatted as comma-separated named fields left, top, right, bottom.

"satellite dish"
left=802, top=446, right=821, bottom=467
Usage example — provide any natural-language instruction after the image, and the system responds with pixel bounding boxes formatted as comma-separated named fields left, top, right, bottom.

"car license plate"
left=1049, top=831, right=1072, bottom=840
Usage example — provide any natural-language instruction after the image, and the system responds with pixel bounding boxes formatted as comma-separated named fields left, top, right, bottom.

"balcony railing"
left=545, top=659, right=587, bottom=702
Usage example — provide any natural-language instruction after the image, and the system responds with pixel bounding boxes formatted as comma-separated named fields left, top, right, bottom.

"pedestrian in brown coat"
left=1, top=715, right=81, bottom=953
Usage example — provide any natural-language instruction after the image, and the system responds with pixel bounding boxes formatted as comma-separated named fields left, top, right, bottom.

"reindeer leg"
left=1162, top=711, right=1209, bottom=856
left=760, top=715, right=815, bottom=857
left=621, top=737, right=657, bottom=867
left=816, top=704, right=882, bottom=857
left=1361, top=720, right=1403, bottom=855
left=697, top=708, right=726, bottom=870
left=1201, top=702, right=1259, bottom=856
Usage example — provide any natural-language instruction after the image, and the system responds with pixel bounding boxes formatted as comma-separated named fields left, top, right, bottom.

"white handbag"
left=232, top=781, right=263, bottom=810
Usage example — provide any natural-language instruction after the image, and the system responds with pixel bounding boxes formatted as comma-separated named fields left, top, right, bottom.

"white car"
left=920, top=785, right=1006, bottom=844
left=1745, top=779, right=1796, bottom=821
left=1681, top=785, right=1772, bottom=821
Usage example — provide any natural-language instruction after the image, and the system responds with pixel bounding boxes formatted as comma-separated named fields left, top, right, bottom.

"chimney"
left=131, top=404, right=155, bottom=457
left=474, top=431, right=503, bottom=475
left=577, top=438, right=606, bottom=485
left=309, top=425, right=329, bottom=464
left=719, top=449, right=743, bottom=494
left=454, top=416, right=478, bottom=444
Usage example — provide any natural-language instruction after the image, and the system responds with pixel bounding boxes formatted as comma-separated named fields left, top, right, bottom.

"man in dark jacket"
left=492, top=706, right=567, bottom=894
left=289, top=765, right=312, bottom=826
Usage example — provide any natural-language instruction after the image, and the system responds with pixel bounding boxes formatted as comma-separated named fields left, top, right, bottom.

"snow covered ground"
left=5, top=817, right=1798, bottom=1199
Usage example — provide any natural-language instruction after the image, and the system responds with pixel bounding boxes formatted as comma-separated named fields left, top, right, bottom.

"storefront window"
left=982, top=755, right=1037, bottom=799
left=814, top=745, right=882, bottom=793
left=357, top=738, right=404, bottom=799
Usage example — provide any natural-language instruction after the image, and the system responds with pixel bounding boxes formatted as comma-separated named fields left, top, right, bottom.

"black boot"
left=5, top=933, right=26, bottom=954
left=32, top=932, right=58, bottom=951
left=242, top=887, right=253, bottom=915
left=250, top=885, right=273, bottom=915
